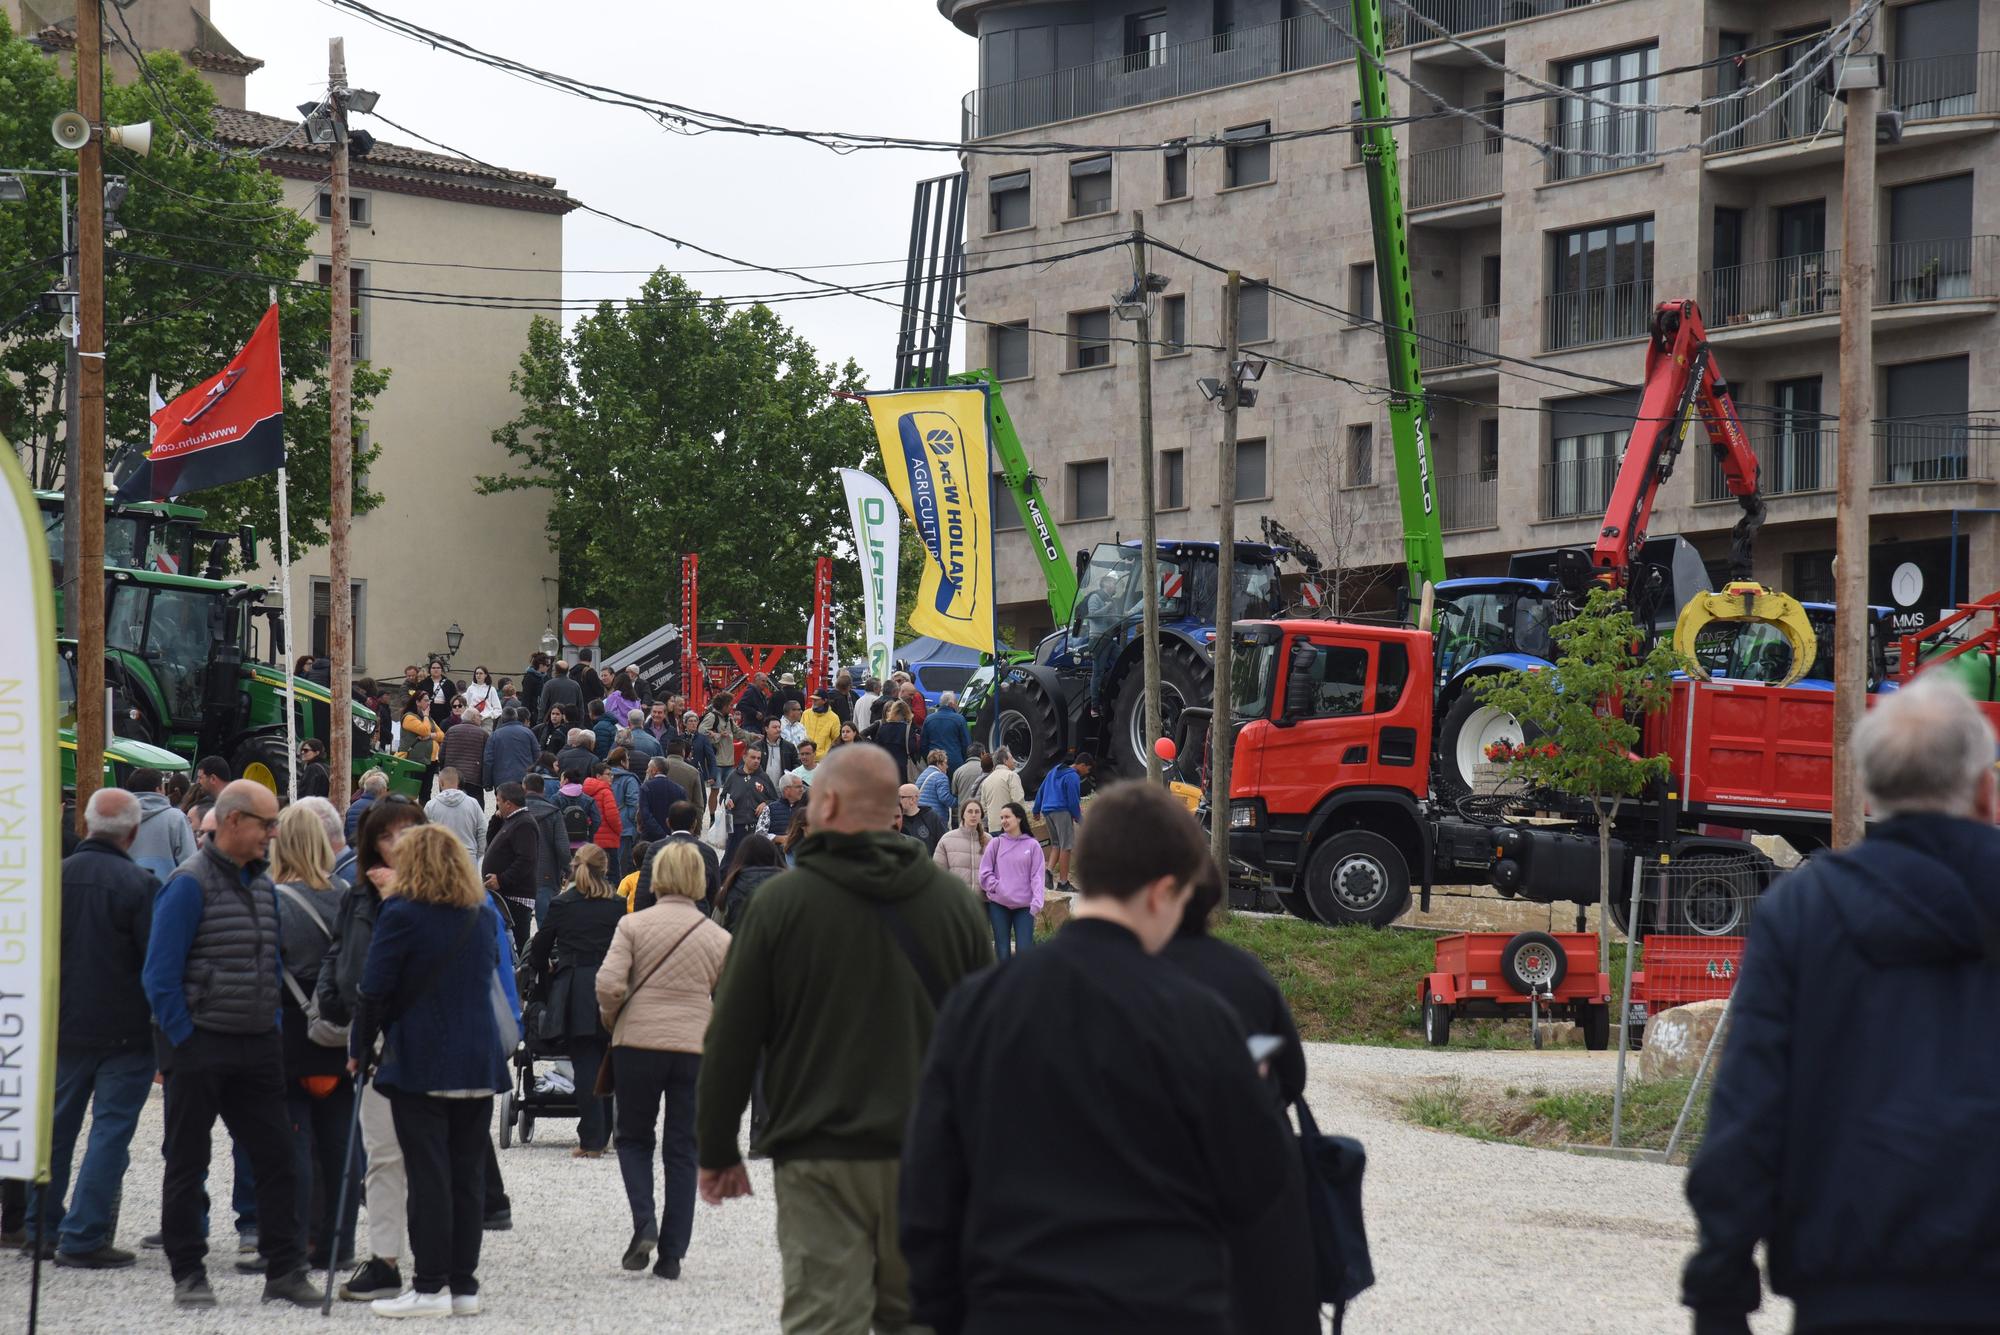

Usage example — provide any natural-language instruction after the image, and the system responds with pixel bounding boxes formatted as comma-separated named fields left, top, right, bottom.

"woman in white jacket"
left=931, top=800, right=988, bottom=894
left=464, top=665, right=503, bottom=730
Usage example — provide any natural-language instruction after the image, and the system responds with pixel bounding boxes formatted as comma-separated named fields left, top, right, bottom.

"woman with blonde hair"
left=272, top=805, right=358, bottom=1270
left=351, top=826, right=519, bottom=1318
left=525, top=842, right=623, bottom=1158
left=597, top=841, right=729, bottom=1279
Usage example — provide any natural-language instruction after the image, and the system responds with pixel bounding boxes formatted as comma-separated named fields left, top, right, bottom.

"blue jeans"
left=29, top=1047, right=154, bottom=1252
left=987, top=902, right=1036, bottom=961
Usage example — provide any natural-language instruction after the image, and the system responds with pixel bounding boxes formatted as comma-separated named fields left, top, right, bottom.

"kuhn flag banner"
left=116, top=304, right=285, bottom=503
left=0, top=431, right=60, bottom=1184
left=861, top=385, right=995, bottom=654
left=838, top=468, right=901, bottom=682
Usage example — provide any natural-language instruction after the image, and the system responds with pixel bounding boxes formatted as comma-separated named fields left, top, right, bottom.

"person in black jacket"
left=538, top=664, right=583, bottom=729
left=295, top=738, right=331, bottom=800
left=525, top=845, right=626, bottom=1155
left=27, top=789, right=156, bottom=1267
left=1685, top=676, right=2000, bottom=1335
left=520, top=775, right=572, bottom=929
left=482, top=784, right=543, bottom=950
left=900, top=782, right=1297, bottom=1335
left=633, top=803, right=717, bottom=914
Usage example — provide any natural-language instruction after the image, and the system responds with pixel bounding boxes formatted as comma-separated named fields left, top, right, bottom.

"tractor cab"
left=1047, top=539, right=1285, bottom=669
left=104, top=570, right=257, bottom=747
left=1432, top=578, right=1557, bottom=689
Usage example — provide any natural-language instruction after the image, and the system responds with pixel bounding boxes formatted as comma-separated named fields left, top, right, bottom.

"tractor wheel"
left=1500, top=930, right=1568, bottom=995
left=1300, top=830, right=1412, bottom=928
left=1436, top=688, right=1535, bottom=795
left=230, top=733, right=292, bottom=798
left=1108, top=637, right=1212, bottom=780
left=1422, top=997, right=1453, bottom=1046
left=990, top=674, right=1064, bottom=792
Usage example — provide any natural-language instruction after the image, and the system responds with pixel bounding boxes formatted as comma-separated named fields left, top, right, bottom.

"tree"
left=1469, top=586, right=1686, bottom=971
left=0, top=21, right=383, bottom=558
left=487, top=272, right=874, bottom=652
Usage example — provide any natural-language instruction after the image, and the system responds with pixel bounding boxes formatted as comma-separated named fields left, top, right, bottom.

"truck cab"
left=1226, top=617, right=1435, bottom=927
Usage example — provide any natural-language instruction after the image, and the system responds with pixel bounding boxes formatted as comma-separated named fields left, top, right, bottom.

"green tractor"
left=56, top=640, right=190, bottom=790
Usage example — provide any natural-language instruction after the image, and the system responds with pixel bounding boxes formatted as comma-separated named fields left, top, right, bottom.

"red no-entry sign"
left=563, top=607, right=602, bottom=647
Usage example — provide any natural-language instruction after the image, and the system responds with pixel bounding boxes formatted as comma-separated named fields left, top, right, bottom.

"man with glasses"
left=142, top=781, right=316, bottom=1310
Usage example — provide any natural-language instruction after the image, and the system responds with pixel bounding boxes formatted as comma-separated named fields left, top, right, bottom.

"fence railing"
left=1540, top=455, right=1619, bottom=520
left=1438, top=470, right=1498, bottom=532
left=962, top=1, right=1606, bottom=138
left=1703, top=51, right=2000, bottom=155
left=1697, top=432, right=1833, bottom=502
left=1544, top=279, right=1653, bottom=351
left=1703, top=250, right=1842, bottom=325
left=1545, top=109, right=1658, bottom=181
left=1409, top=139, right=1503, bottom=207
left=1414, top=304, right=1500, bottom=371
left=1887, top=50, right=2000, bottom=121
left=1874, top=420, right=1997, bottom=485
left=1875, top=234, right=1999, bottom=305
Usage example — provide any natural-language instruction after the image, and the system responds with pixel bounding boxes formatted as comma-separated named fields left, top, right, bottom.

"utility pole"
left=328, top=38, right=355, bottom=809
left=1132, top=212, right=1163, bottom=782
left=59, top=176, right=78, bottom=636
left=1208, top=270, right=1241, bottom=872
left=1832, top=6, right=1877, bottom=848
left=73, top=0, right=106, bottom=834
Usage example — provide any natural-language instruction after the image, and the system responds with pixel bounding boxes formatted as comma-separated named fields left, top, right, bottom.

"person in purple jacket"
left=978, top=802, right=1045, bottom=960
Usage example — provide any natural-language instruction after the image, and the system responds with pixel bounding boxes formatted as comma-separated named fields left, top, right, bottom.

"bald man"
left=696, top=743, right=992, bottom=1328
left=142, top=780, right=317, bottom=1309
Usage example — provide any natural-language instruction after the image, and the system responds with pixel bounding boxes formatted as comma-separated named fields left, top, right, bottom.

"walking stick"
left=321, top=1068, right=369, bottom=1316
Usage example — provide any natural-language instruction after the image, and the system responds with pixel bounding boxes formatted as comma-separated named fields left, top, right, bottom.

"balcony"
left=1702, top=51, right=2000, bottom=168
left=1438, top=470, right=1498, bottom=533
left=1875, top=420, right=1999, bottom=485
left=1703, top=251, right=1842, bottom=327
left=1697, top=432, right=1834, bottom=503
left=1702, top=237, right=2000, bottom=345
left=1415, top=304, right=1499, bottom=372
left=1409, top=140, right=1502, bottom=210
left=1539, top=455, right=1618, bottom=521
left=961, top=1, right=1606, bottom=139
left=1545, top=110, right=1658, bottom=183
left=1544, top=279, right=1653, bottom=352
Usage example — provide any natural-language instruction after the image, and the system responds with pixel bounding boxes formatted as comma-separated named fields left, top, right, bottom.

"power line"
left=101, top=1, right=315, bottom=160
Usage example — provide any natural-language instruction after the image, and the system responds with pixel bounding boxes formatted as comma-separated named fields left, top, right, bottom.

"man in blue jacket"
left=1033, top=752, right=1092, bottom=894
left=1685, top=675, right=2000, bottom=1333
left=919, top=691, right=973, bottom=773
left=483, top=707, right=541, bottom=791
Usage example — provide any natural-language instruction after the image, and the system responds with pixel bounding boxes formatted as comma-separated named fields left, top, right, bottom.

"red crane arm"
left=1590, top=300, right=1765, bottom=584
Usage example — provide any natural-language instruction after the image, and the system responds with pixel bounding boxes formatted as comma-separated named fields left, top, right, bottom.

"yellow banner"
left=863, top=385, right=995, bottom=654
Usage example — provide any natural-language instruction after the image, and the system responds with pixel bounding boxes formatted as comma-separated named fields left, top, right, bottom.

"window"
left=1068, top=308, right=1112, bottom=369
left=1480, top=254, right=1502, bottom=312
left=310, top=577, right=367, bottom=670
left=1125, top=10, right=1169, bottom=71
left=1349, top=100, right=1365, bottom=165
left=1287, top=642, right=1369, bottom=718
left=1883, top=355, right=1971, bottom=482
left=1163, top=143, right=1189, bottom=200
left=1238, top=282, right=1270, bottom=343
left=1068, top=459, right=1110, bottom=520
left=1349, top=262, right=1375, bottom=324
left=1478, top=418, right=1500, bottom=475
left=1224, top=121, right=1271, bottom=187
left=1069, top=155, right=1112, bottom=216
left=316, top=190, right=370, bottom=225
left=315, top=261, right=368, bottom=360
left=1345, top=424, right=1373, bottom=487
left=1160, top=449, right=1186, bottom=509
left=1888, top=174, right=1974, bottom=301
left=1545, top=391, right=1639, bottom=517
left=1235, top=438, right=1268, bottom=501
left=992, top=321, right=1031, bottom=380
left=989, top=171, right=1030, bottom=231
left=1547, top=217, right=1654, bottom=349
left=1212, top=0, right=1235, bottom=50
left=1377, top=642, right=1410, bottom=712
left=1552, top=44, right=1658, bottom=180
left=990, top=474, right=1026, bottom=530
left=1481, top=89, right=1504, bottom=154
left=1159, top=294, right=1187, bottom=354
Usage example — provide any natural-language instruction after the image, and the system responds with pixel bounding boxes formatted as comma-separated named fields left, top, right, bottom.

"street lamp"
left=445, top=622, right=464, bottom=660
left=0, top=175, right=25, bottom=203
left=539, top=628, right=559, bottom=656
left=1112, top=244, right=1173, bottom=779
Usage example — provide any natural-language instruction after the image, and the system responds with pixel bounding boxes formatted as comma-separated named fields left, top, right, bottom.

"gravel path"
left=2, top=1044, right=1789, bottom=1333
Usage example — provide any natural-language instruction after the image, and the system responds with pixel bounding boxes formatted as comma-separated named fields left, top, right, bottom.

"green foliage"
left=1399, top=1075, right=1707, bottom=1156
left=0, top=20, right=383, bottom=557
left=487, top=272, right=874, bottom=650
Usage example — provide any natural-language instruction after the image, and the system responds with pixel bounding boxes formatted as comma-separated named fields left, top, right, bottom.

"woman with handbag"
left=595, top=841, right=729, bottom=1279
left=464, top=666, right=502, bottom=730
left=525, top=843, right=624, bottom=1157
left=401, top=693, right=444, bottom=803
left=271, top=804, right=359, bottom=1273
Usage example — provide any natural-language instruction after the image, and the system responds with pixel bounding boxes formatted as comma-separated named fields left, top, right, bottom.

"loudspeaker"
left=106, top=121, right=152, bottom=157
left=51, top=111, right=90, bottom=151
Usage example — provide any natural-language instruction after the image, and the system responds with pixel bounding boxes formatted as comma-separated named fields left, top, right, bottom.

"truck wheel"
left=990, top=674, right=1063, bottom=792
left=1423, top=997, right=1452, bottom=1046
left=1109, top=638, right=1211, bottom=780
left=1500, top=930, right=1568, bottom=995
left=230, top=733, right=292, bottom=798
left=1277, top=887, right=1326, bottom=925
left=1606, top=885, right=1657, bottom=940
left=1580, top=1003, right=1610, bottom=1051
left=1676, top=856, right=1755, bottom=936
left=1437, top=689, right=1534, bottom=795
left=1301, top=830, right=1411, bottom=927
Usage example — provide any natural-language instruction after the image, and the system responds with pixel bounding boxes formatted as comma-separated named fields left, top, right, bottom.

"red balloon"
left=1153, top=737, right=1178, bottom=762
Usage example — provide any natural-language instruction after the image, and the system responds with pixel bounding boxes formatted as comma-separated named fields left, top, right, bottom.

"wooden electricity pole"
left=1833, top=8, right=1878, bottom=848
left=1132, top=213, right=1163, bottom=782
left=1208, top=270, right=1241, bottom=872
left=328, top=38, right=356, bottom=808
left=73, top=0, right=106, bottom=833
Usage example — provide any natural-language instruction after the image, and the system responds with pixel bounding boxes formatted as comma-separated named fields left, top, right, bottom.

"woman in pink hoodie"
left=977, top=802, right=1045, bottom=960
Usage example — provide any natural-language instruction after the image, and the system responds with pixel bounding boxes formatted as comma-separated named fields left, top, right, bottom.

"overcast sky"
left=214, top=0, right=974, bottom=385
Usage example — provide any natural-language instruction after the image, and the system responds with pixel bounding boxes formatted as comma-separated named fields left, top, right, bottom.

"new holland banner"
left=116, top=303, right=285, bottom=503
left=838, top=468, right=901, bottom=682
left=861, top=385, right=996, bottom=654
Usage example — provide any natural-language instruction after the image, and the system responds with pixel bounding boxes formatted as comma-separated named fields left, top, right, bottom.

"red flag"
left=116, top=304, right=284, bottom=502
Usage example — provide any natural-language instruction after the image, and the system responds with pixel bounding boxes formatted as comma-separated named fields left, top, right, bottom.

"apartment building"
left=942, top=0, right=2000, bottom=648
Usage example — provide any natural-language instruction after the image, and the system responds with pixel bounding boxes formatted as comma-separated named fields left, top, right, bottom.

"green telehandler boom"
left=952, top=368, right=1078, bottom=631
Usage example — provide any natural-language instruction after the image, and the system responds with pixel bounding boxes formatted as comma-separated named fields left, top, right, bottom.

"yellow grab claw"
left=1673, top=581, right=1820, bottom=688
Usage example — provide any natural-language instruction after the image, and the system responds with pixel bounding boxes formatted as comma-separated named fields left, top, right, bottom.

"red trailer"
left=1421, top=931, right=1612, bottom=1049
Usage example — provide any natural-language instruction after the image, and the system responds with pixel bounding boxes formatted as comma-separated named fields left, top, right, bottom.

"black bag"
left=557, top=793, right=595, bottom=845
left=1294, top=1096, right=1373, bottom=1329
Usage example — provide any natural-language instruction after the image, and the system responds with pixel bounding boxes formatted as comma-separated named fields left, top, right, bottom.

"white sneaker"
left=371, top=1289, right=452, bottom=1318
left=451, top=1293, right=480, bottom=1317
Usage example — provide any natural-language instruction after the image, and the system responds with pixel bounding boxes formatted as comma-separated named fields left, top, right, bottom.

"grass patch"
left=1395, top=1075, right=1709, bottom=1156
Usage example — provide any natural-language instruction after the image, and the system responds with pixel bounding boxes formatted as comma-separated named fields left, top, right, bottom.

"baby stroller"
left=498, top=995, right=582, bottom=1147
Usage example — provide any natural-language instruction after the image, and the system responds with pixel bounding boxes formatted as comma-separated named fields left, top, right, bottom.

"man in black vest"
left=142, top=780, right=317, bottom=1310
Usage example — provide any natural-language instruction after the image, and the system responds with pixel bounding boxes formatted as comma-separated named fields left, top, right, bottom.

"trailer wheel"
left=498, top=1091, right=514, bottom=1149
left=1422, top=997, right=1452, bottom=1046
left=1500, top=930, right=1568, bottom=994
left=1301, top=830, right=1411, bottom=928
left=1579, top=1003, right=1611, bottom=1051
